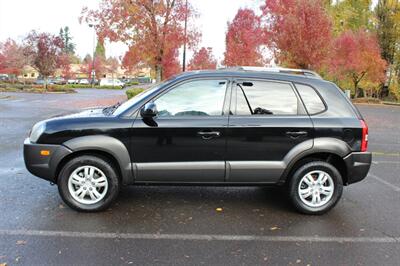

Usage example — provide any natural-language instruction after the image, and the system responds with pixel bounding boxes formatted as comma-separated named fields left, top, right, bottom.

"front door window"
left=154, top=79, right=228, bottom=117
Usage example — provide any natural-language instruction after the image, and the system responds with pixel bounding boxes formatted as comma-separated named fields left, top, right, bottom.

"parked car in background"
left=34, top=79, right=55, bottom=85
left=0, top=74, right=9, bottom=81
left=99, top=78, right=124, bottom=87
left=34, top=79, right=44, bottom=85
left=137, top=77, right=151, bottom=84
left=67, top=79, right=77, bottom=84
left=24, top=68, right=371, bottom=214
left=53, top=78, right=67, bottom=85
left=78, top=79, right=90, bottom=85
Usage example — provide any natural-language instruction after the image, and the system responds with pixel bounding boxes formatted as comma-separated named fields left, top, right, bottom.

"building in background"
left=17, top=65, right=39, bottom=82
left=13, top=64, right=152, bottom=82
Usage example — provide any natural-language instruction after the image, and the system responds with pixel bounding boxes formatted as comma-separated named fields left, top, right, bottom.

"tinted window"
left=296, top=84, right=325, bottom=114
left=155, top=79, right=227, bottom=117
left=234, top=81, right=298, bottom=115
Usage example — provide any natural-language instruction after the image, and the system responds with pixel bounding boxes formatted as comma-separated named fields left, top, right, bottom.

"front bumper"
left=343, top=152, right=372, bottom=185
left=23, top=138, right=72, bottom=182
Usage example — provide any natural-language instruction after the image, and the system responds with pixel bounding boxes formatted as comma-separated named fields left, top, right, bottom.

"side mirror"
left=141, top=102, right=158, bottom=118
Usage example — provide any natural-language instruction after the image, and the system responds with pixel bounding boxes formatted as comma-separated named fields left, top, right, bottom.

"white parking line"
left=369, top=173, right=400, bottom=192
left=0, top=229, right=398, bottom=243
left=373, top=161, right=400, bottom=164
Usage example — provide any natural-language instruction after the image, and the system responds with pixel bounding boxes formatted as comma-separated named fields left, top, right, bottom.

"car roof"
left=219, top=66, right=322, bottom=78
left=172, top=69, right=326, bottom=84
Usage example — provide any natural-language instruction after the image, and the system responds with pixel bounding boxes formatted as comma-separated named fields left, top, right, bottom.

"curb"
left=383, top=102, right=400, bottom=107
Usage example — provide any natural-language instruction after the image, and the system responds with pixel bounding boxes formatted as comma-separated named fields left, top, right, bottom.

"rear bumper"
left=343, top=152, right=372, bottom=185
left=23, top=138, right=72, bottom=182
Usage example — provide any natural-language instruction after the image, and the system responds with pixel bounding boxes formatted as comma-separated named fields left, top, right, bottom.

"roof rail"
left=218, top=66, right=322, bottom=79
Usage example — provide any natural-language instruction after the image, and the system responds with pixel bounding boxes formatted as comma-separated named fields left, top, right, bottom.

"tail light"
left=360, top=120, right=368, bottom=152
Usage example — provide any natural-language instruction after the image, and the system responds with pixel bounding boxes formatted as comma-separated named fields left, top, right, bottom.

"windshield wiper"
left=102, top=102, right=122, bottom=115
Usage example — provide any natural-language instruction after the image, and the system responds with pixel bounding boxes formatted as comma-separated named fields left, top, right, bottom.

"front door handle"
left=197, top=131, right=221, bottom=140
left=286, top=131, right=308, bottom=139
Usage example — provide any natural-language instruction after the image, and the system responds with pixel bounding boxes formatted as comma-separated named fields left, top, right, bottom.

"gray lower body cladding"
left=24, top=137, right=371, bottom=186
left=343, top=152, right=372, bottom=184
left=23, top=138, right=72, bottom=182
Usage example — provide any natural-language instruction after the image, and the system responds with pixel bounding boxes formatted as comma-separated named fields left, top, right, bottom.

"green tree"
left=376, top=1, right=399, bottom=64
left=83, top=54, right=92, bottom=64
left=322, top=0, right=334, bottom=10
left=95, top=39, right=106, bottom=59
left=59, top=26, right=76, bottom=54
left=330, top=0, right=374, bottom=35
left=375, top=0, right=400, bottom=99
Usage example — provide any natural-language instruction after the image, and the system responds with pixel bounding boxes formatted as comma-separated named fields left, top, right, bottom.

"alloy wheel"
left=67, top=165, right=109, bottom=205
left=297, top=170, right=334, bottom=208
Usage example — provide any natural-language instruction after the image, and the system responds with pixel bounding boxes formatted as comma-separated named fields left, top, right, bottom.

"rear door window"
left=233, top=80, right=299, bottom=116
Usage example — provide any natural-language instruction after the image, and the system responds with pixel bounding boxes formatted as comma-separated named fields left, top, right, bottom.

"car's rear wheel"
left=58, top=155, right=120, bottom=212
left=288, top=161, right=343, bottom=215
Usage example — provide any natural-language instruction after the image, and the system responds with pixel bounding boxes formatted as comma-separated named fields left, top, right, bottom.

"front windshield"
left=112, top=81, right=169, bottom=116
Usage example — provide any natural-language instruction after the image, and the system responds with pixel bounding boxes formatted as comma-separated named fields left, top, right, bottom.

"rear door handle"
left=286, top=131, right=308, bottom=138
left=197, top=131, right=221, bottom=140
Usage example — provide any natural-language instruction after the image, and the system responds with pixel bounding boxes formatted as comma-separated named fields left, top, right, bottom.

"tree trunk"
left=353, top=80, right=359, bottom=99
left=44, top=76, right=48, bottom=91
left=155, top=64, right=162, bottom=83
left=380, top=65, right=391, bottom=99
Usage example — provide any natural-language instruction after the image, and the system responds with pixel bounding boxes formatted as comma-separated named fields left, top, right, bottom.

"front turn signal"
left=40, top=150, right=50, bottom=156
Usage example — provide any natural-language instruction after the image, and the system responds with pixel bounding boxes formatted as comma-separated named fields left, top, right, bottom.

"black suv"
left=24, top=70, right=371, bottom=214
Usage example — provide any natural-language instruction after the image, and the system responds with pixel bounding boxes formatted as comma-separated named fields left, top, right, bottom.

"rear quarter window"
left=295, top=84, right=326, bottom=115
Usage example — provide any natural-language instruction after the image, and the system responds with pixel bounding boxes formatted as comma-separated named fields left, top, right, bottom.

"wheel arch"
left=280, top=138, right=351, bottom=185
left=58, top=136, right=134, bottom=185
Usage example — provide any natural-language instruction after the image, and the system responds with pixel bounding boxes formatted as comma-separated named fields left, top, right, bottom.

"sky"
left=0, top=0, right=263, bottom=63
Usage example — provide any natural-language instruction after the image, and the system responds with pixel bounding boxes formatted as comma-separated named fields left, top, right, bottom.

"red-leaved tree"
left=57, top=53, right=72, bottom=79
left=23, top=31, right=64, bottom=87
left=0, top=53, right=5, bottom=72
left=188, top=47, right=217, bottom=70
left=122, top=46, right=143, bottom=74
left=0, top=39, right=27, bottom=80
left=162, top=47, right=181, bottom=79
left=262, top=0, right=333, bottom=70
left=223, top=8, right=264, bottom=67
left=81, top=0, right=199, bottom=81
left=80, top=56, right=107, bottom=80
left=329, top=30, right=387, bottom=98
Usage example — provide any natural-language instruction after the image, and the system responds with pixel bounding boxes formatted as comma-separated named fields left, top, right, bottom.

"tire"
left=57, top=155, right=120, bottom=212
left=288, top=161, right=343, bottom=215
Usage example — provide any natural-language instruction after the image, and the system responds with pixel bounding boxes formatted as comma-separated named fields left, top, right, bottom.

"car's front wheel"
left=288, top=161, right=343, bottom=215
left=57, top=155, right=120, bottom=212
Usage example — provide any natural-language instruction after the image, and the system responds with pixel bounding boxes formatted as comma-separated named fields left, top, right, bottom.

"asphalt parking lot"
left=0, top=90, right=399, bottom=265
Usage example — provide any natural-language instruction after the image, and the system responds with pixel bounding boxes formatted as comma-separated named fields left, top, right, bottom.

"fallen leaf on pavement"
left=16, top=240, right=27, bottom=245
left=269, top=226, right=280, bottom=231
left=216, top=208, right=223, bottom=212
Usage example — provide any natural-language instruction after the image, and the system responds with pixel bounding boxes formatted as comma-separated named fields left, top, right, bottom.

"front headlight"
left=29, top=122, right=46, bottom=143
